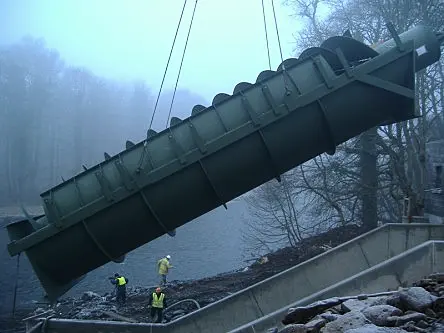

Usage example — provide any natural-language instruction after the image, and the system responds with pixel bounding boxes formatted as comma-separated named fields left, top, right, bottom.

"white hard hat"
left=166, top=255, right=171, bottom=259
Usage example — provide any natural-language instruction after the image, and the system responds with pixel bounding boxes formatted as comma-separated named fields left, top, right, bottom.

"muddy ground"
left=0, top=224, right=364, bottom=332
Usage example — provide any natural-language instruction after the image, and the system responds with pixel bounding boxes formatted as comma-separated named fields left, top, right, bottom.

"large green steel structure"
left=6, top=24, right=443, bottom=301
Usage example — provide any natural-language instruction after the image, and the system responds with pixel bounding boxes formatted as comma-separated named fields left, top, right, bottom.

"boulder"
left=361, top=305, right=402, bottom=326
left=398, top=287, right=434, bottom=312
left=283, top=298, right=343, bottom=325
left=278, top=324, right=308, bottom=333
left=386, top=312, right=426, bottom=326
left=341, top=297, right=387, bottom=313
left=81, top=291, right=102, bottom=301
left=344, top=324, right=409, bottom=333
left=321, top=310, right=370, bottom=333
left=305, top=318, right=327, bottom=332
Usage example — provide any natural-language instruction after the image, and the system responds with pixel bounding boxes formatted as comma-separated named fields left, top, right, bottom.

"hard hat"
left=114, top=273, right=120, bottom=277
left=166, top=255, right=171, bottom=259
left=156, top=287, right=162, bottom=293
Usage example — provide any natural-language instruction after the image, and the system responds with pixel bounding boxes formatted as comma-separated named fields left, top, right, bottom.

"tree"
left=243, top=0, right=444, bottom=252
left=0, top=37, right=158, bottom=205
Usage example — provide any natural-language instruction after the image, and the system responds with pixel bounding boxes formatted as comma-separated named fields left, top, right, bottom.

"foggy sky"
left=0, top=0, right=302, bottom=101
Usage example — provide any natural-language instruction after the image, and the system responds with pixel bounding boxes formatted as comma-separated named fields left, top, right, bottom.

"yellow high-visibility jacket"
left=116, top=276, right=127, bottom=286
left=158, top=258, right=172, bottom=275
left=152, top=292, right=165, bottom=308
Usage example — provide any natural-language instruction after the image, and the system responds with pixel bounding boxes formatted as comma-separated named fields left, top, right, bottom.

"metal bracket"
left=282, top=70, right=302, bottom=94
left=44, top=194, right=63, bottom=228
left=335, top=48, right=353, bottom=78
left=188, top=119, right=208, bottom=154
left=73, top=177, right=85, bottom=206
left=356, top=74, right=415, bottom=99
left=114, top=159, right=135, bottom=191
left=211, top=105, right=229, bottom=132
left=262, top=85, right=281, bottom=116
left=168, top=131, right=187, bottom=165
left=313, top=56, right=333, bottom=89
left=94, top=170, right=114, bottom=202
left=240, top=93, right=261, bottom=127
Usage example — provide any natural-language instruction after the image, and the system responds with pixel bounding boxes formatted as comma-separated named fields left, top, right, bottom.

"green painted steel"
left=6, top=25, right=443, bottom=301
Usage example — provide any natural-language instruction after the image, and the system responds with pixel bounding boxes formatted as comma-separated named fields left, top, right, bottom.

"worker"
left=109, top=273, right=128, bottom=306
left=157, top=255, right=173, bottom=286
left=148, top=287, right=167, bottom=323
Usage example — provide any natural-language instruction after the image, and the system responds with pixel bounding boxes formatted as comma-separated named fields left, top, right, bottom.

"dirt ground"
left=0, top=224, right=364, bottom=332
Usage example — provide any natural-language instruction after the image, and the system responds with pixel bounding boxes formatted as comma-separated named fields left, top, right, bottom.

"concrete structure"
left=231, top=240, right=444, bottom=333
left=425, top=140, right=444, bottom=224
left=37, top=223, right=444, bottom=333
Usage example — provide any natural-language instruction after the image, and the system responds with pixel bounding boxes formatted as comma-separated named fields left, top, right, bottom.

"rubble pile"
left=268, top=273, right=444, bottom=333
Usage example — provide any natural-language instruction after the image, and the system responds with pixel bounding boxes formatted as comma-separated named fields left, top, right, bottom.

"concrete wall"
left=425, top=140, right=444, bottom=217
left=42, top=223, right=444, bottom=333
left=231, top=240, right=444, bottom=333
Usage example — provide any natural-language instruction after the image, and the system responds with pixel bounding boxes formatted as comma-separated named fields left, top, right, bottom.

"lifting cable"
left=270, top=0, right=285, bottom=65
left=166, top=0, right=199, bottom=128
left=148, top=0, right=188, bottom=131
left=261, top=0, right=272, bottom=70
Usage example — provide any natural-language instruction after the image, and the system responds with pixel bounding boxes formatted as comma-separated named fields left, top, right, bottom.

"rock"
left=81, top=291, right=101, bottom=301
left=362, top=305, right=403, bottom=326
left=343, top=324, right=409, bottom=332
left=433, top=296, right=444, bottom=310
left=278, top=324, right=307, bottom=333
left=386, top=294, right=403, bottom=309
left=400, top=321, right=426, bottom=332
left=398, top=287, right=434, bottom=312
left=305, top=318, right=326, bottom=332
left=321, top=310, right=370, bottom=333
left=424, top=308, right=437, bottom=318
left=341, top=297, right=387, bottom=313
left=386, top=312, right=426, bottom=326
left=429, top=272, right=444, bottom=283
left=320, top=312, right=340, bottom=322
left=283, top=298, right=343, bottom=325
left=415, top=320, right=429, bottom=328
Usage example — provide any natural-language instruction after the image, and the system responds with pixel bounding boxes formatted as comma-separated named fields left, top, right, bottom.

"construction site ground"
left=0, top=224, right=364, bottom=332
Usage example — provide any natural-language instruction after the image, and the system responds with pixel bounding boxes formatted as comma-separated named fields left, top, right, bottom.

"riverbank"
left=0, top=224, right=364, bottom=331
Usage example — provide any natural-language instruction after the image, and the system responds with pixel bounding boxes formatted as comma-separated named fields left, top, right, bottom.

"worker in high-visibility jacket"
left=148, top=287, right=168, bottom=323
left=109, top=273, right=128, bottom=306
left=157, top=255, right=173, bottom=286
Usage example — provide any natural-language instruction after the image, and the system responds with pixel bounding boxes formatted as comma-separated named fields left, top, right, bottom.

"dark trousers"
left=151, top=307, right=163, bottom=323
left=116, top=286, right=126, bottom=305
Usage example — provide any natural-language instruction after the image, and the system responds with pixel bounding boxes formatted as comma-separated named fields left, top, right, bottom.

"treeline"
left=0, top=37, right=207, bottom=205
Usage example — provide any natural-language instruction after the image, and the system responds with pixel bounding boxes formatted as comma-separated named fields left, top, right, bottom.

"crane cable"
left=148, top=0, right=188, bottom=131
left=271, top=0, right=285, bottom=65
left=166, top=0, right=199, bottom=128
left=261, top=0, right=272, bottom=70
left=262, top=0, right=289, bottom=94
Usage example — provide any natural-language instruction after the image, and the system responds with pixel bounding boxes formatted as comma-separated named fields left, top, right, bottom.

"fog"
left=1, top=0, right=299, bottom=100
left=0, top=1, right=302, bottom=205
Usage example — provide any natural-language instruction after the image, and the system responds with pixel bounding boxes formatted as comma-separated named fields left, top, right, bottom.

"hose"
left=164, top=298, right=201, bottom=314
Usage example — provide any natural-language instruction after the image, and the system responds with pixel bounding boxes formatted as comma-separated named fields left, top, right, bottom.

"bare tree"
left=243, top=0, right=443, bottom=251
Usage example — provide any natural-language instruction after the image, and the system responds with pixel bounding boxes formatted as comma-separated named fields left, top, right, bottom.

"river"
left=0, top=198, right=251, bottom=314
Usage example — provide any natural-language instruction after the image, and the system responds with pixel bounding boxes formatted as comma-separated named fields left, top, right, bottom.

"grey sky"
left=1, top=0, right=303, bottom=101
